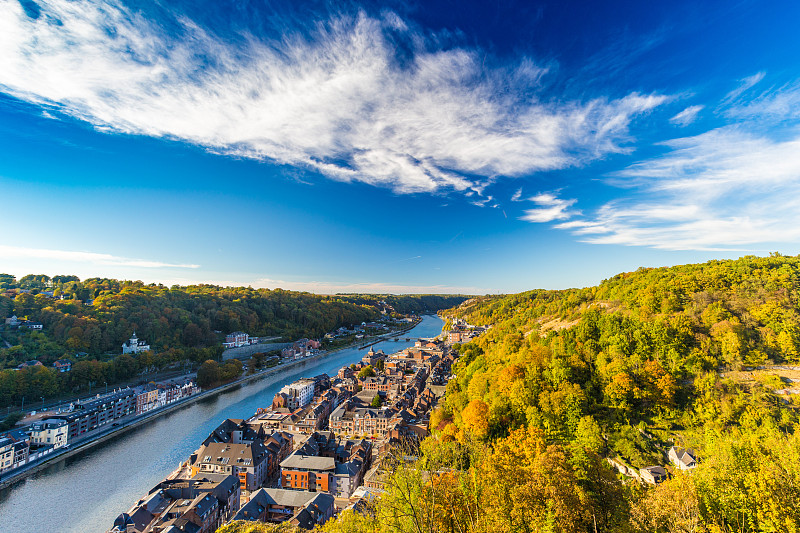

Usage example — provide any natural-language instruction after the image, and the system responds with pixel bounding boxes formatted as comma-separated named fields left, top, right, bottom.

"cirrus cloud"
left=0, top=244, right=200, bottom=268
left=0, top=0, right=665, bottom=195
left=669, top=105, right=703, bottom=126
left=553, top=125, right=800, bottom=250
left=525, top=76, right=800, bottom=251
left=520, top=193, right=579, bottom=223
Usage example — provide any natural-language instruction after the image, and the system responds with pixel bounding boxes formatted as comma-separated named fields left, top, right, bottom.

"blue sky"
left=2, top=0, right=800, bottom=294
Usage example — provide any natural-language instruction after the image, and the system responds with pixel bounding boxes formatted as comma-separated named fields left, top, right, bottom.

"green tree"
left=358, top=365, right=376, bottom=379
left=196, top=360, right=220, bottom=388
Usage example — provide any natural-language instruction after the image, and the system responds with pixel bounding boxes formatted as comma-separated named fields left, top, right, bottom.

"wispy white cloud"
left=551, top=127, right=800, bottom=250
left=669, top=105, right=703, bottom=126
left=0, top=1, right=665, bottom=195
left=510, top=188, right=523, bottom=202
left=0, top=244, right=199, bottom=268
left=725, top=81, right=800, bottom=120
left=520, top=193, right=579, bottom=223
left=722, top=71, right=766, bottom=103
left=518, top=74, right=800, bottom=251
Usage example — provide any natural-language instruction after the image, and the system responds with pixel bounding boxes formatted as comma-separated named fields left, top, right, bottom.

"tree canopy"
left=318, top=254, right=800, bottom=533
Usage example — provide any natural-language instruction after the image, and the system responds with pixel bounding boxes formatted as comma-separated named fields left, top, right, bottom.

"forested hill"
left=307, top=254, right=800, bottom=533
left=336, top=294, right=469, bottom=315
left=449, top=253, right=800, bottom=370
left=0, top=274, right=464, bottom=370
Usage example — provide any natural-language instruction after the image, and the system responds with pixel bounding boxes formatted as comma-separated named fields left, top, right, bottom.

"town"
left=0, top=315, right=421, bottom=485
left=105, top=332, right=466, bottom=533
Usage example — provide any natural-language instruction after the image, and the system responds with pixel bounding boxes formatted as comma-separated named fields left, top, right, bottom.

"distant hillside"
left=449, top=253, right=800, bottom=370
left=0, top=276, right=468, bottom=370
left=336, top=293, right=470, bottom=315
left=0, top=275, right=462, bottom=408
left=0, top=277, right=378, bottom=367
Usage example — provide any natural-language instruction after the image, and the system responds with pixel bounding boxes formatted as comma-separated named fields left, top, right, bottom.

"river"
left=0, top=315, right=444, bottom=533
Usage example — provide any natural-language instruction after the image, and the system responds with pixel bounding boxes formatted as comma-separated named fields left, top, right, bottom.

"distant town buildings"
left=280, top=338, right=322, bottom=360
left=54, top=389, right=138, bottom=439
left=53, top=359, right=72, bottom=373
left=223, top=332, right=259, bottom=349
left=446, top=320, right=487, bottom=344
left=275, top=378, right=316, bottom=411
left=101, top=327, right=457, bottom=532
left=0, top=377, right=200, bottom=480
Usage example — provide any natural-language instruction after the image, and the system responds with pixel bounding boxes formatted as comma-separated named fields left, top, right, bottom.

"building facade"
left=30, top=418, right=69, bottom=449
left=122, top=332, right=150, bottom=354
left=278, top=379, right=316, bottom=410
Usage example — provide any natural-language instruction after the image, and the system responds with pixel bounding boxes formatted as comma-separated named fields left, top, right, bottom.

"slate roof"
left=280, top=452, right=336, bottom=471
left=291, top=492, right=334, bottom=529
left=669, top=446, right=698, bottom=467
left=234, top=488, right=320, bottom=520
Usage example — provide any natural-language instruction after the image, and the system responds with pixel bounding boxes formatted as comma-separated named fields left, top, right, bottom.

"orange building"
left=280, top=454, right=335, bottom=492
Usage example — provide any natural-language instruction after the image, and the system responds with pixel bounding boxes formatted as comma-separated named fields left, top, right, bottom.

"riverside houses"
left=201, top=418, right=294, bottom=482
left=0, top=435, right=15, bottom=473
left=223, top=331, right=259, bottom=348
left=275, top=378, right=316, bottom=410
left=108, top=474, right=240, bottom=533
left=191, top=441, right=270, bottom=493
left=0, top=428, right=30, bottom=472
left=328, top=403, right=397, bottom=437
left=106, top=329, right=454, bottom=533
left=53, top=389, right=137, bottom=439
left=0, top=432, right=29, bottom=473
left=136, top=383, right=159, bottom=414
left=29, top=418, right=69, bottom=449
left=279, top=431, right=371, bottom=498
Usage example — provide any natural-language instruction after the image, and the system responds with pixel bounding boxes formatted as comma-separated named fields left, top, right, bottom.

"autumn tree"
left=477, top=427, right=589, bottom=533
left=461, top=399, right=489, bottom=440
left=630, top=474, right=700, bottom=533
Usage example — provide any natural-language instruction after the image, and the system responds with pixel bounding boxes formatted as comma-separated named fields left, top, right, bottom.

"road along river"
left=0, top=315, right=445, bottom=533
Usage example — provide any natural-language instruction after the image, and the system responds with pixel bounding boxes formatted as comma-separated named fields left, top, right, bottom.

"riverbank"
left=0, top=315, right=445, bottom=533
left=0, top=318, right=423, bottom=490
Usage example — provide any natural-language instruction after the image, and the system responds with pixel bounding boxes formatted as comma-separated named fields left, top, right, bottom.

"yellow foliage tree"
left=461, top=399, right=490, bottom=439
left=630, top=473, right=700, bottom=533
left=477, top=427, right=589, bottom=533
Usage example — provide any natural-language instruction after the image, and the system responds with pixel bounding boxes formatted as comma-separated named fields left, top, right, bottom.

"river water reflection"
left=0, top=315, right=444, bottom=533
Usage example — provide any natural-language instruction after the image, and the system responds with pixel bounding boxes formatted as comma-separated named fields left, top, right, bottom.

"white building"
left=279, top=379, right=316, bottom=410
left=223, top=331, right=259, bottom=349
left=29, top=419, right=69, bottom=449
left=668, top=446, right=698, bottom=470
left=122, top=332, right=150, bottom=354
